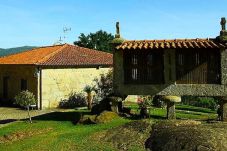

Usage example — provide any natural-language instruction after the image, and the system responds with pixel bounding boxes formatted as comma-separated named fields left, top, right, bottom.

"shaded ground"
left=0, top=107, right=52, bottom=120
left=146, top=120, right=227, bottom=151
left=0, top=107, right=74, bottom=128
left=97, top=120, right=154, bottom=150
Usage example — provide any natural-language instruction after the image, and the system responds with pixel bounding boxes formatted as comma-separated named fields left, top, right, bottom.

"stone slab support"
left=220, top=98, right=227, bottom=121
left=167, top=101, right=176, bottom=119
left=163, top=96, right=181, bottom=120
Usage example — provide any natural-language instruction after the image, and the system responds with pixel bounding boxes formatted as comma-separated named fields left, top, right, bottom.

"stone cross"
left=221, top=17, right=226, bottom=31
left=115, top=22, right=120, bottom=38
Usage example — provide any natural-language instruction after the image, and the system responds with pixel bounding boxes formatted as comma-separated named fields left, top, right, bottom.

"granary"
left=112, top=18, right=227, bottom=120
left=0, top=44, right=112, bottom=109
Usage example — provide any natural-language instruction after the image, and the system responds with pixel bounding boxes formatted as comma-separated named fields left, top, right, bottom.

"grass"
left=0, top=104, right=218, bottom=151
left=124, top=102, right=217, bottom=120
left=0, top=110, right=131, bottom=151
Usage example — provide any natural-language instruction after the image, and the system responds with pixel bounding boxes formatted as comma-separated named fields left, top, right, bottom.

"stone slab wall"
left=114, top=49, right=227, bottom=97
left=41, top=67, right=110, bottom=109
left=0, top=65, right=38, bottom=102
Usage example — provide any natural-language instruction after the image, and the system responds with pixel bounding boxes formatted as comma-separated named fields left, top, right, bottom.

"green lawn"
left=0, top=104, right=218, bottom=151
left=0, top=110, right=131, bottom=151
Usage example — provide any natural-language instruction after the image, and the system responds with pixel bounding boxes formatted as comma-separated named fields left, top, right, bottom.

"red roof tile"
left=0, top=44, right=113, bottom=66
left=116, top=38, right=226, bottom=50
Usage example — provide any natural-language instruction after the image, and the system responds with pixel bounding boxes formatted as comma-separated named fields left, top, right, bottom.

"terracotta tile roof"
left=0, top=44, right=113, bottom=66
left=116, top=38, right=227, bottom=50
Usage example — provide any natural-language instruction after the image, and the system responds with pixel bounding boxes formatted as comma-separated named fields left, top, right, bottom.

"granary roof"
left=0, top=44, right=113, bottom=66
left=116, top=38, right=227, bottom=50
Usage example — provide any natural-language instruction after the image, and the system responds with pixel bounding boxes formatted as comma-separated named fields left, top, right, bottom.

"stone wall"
left=0, top=65, right=38, bottom=102
left=114, top=49, right=227, bottom=97
left=41, top=67, right=110, bottom=109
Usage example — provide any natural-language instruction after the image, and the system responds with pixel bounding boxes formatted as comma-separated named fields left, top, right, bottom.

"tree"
left=14, top=90, right=36, bottom=123
left=84, top=85, right=94, bottom=110
left=74, top=30, right=114, bottom=53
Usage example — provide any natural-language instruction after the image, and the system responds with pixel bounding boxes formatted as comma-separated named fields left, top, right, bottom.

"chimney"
left=220, top=17, right=227, bottom=42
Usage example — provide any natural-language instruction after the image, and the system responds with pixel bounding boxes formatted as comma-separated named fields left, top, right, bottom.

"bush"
left=152, top=95, right=166, bottom=108
left=181, top=96, right=218, bottom=110
left=14, top=90, right=37, bottom=123
left=59, top=92, right=87, bottom=108
left=14, top=90, right=36, bottom=108
left=93, top=70, right=113, bottom=103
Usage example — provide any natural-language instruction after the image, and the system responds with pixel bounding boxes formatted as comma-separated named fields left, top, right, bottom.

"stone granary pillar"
left=163, top=96, right=181, bottom=119
left=109, top=97, right=122, bottom=114
left=219, top=97, right=227, bottom=121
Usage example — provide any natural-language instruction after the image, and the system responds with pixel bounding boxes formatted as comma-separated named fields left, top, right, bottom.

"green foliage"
left=93, top=70, right=113, bottom=102
left=0, top=46, right=36, bottom=57
left=59, top=92, right=87, bottom=108
left=152, top=95, right=166, bottom=108
left=14, top=90, right=36, bottom=107
left=181, top=96, right=218, bottom=110
left=137, top=96, right=153, bottom=109
left=83, top=85, right=94, bottom=93
left=74, top=30, right=114, bottom=53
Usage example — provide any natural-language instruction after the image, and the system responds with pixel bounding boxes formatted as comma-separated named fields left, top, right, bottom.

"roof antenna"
left=53, top=26, right=72, bottom=45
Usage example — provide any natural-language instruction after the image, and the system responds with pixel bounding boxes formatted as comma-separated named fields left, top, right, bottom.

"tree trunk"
left=87, top=92, right=92, bottom=110
left=27, top=106, right=32, bottom=123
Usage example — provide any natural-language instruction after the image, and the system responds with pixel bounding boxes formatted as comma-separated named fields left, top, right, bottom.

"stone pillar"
left=163, top=96, right=181, bottom=120
left=219, top=97, right=227, bottom=121
left=167, top=101, right=176, bottom=119
left=109, top=97, right=122, bottom=114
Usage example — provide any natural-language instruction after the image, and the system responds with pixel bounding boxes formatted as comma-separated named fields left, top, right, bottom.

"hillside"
left=0, top=46, right=36, bottom=57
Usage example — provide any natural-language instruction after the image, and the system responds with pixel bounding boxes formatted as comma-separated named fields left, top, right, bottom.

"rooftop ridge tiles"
left=123, top=38, right=216, bottom=43
left=35, top=44, right=69, bottom=64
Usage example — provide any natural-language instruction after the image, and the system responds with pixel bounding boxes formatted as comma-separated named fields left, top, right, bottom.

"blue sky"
left=0, top=0, right=226, bottom=48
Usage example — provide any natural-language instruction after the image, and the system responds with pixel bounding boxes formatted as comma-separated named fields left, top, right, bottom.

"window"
left=178, top=54, right=184, bottom=65
left=176, top=49, right=220, bottom=84
left=147, top=54, right=153, bottom=65
left=21, top=79, right=27, bottom=91
left=195, top=53, right=200, bottom=65
left=123, top=51, right=164, bottom=84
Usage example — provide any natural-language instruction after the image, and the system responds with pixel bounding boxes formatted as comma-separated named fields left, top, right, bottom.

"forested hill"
left=0, top=46, right=36, bottom=57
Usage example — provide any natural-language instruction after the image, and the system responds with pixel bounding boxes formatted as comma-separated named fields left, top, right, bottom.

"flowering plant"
left=137, top=96, right=152, bottom=109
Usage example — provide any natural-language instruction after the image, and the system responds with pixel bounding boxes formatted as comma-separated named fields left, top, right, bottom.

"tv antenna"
left=54, top=26, right=72, bottom=45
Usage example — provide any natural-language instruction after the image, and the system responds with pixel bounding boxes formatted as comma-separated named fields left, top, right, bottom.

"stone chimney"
left=219, top=17, right=227, bottom=42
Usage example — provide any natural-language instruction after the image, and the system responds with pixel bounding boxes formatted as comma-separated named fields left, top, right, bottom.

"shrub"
left=59, top=92, right=87, bottom=108
left=14, top=90, right=36, bottom=108
left=181, top=96, right=218, bottom=110
left=152, top=95, right=166, bottom=108
left=93, top=70, right=113, bottom=102
left=14, top=90, right=37, bottom=123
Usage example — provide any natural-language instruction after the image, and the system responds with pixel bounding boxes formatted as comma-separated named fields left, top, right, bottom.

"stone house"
left=0, top=44, right=112, bottom=109
left=113, top=18, right=227, bottom=120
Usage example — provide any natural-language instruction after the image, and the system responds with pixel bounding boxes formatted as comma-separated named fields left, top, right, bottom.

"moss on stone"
left=145, top=120, right=227, bottom=151
left=111, top=38, right=125, bottom=45
left=95, top=111, right=119, bottom=123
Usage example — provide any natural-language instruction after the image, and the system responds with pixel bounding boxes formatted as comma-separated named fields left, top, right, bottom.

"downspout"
left=39, top=68, right=42, bottom=110
left=36, top=67, right=42, bottom=110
